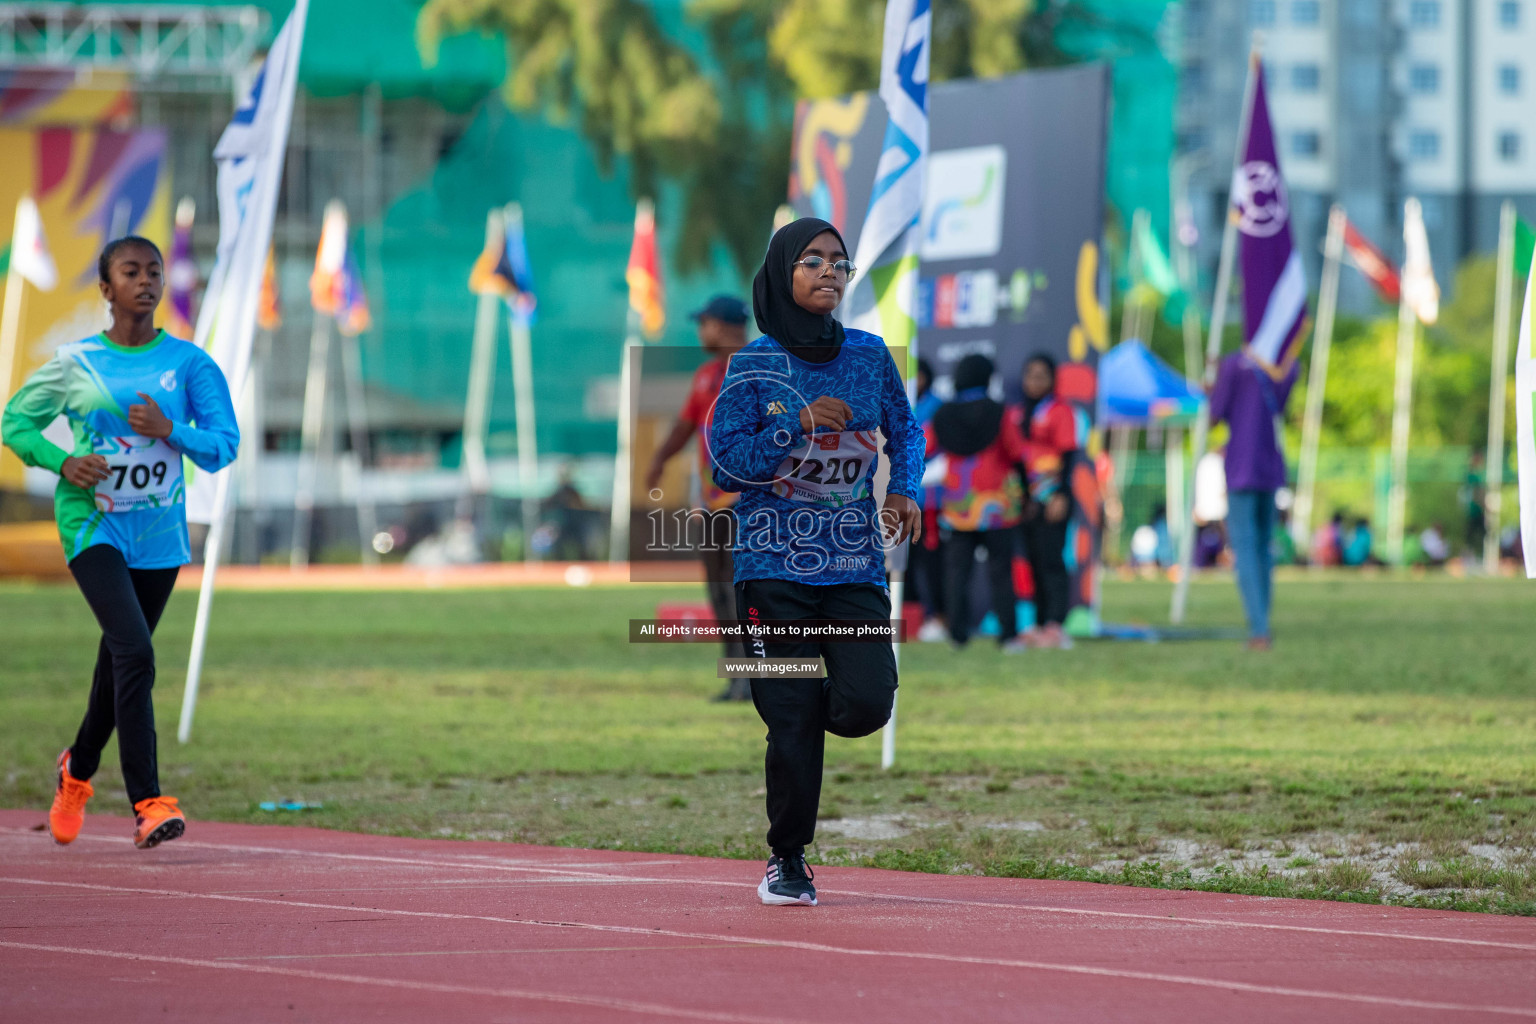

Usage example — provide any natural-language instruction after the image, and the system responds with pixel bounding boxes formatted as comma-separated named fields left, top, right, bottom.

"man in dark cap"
left=645, top=294, right=752, bottom=700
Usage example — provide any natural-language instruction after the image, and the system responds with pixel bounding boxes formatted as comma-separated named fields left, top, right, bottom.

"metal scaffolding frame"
left=0, top=4, right=266, bottom=81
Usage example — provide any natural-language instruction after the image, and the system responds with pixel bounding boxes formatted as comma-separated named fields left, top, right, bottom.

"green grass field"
left=3, top=574, right=1534, bottom=914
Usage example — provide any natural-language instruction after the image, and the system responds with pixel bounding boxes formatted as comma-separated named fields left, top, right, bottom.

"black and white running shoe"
left=758, top=853, right=817, bottom=906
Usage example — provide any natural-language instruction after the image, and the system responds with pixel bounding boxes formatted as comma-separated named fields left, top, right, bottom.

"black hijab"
left=753, top=217, right=847, bottom=363
left=1019, top=353, right=1057, bottom=438
left=933, top=354, right=1004, bottom=457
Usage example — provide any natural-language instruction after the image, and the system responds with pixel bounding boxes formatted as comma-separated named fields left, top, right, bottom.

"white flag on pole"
left=1402, top=197, right=1439, bottom=326
left=844, top=0, right=930, bottom=354
left=1513, top=259, right=1536, bottom=577
left=10, top=196, right=58, bottom=291
left=186, top=1, right=308, bottom=523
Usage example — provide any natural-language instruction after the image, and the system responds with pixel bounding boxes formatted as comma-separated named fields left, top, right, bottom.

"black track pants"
left=1020, top=516, right=1070, bottom=628
left=736, top=578, right=897, bottom=859
left=944, top=527, right=1018, bottom=644
left=66, top=544, right=179, bottom=805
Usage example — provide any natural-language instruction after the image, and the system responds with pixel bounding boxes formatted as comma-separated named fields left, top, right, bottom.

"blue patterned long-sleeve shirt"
left=707, top=329, right=923, bottom=587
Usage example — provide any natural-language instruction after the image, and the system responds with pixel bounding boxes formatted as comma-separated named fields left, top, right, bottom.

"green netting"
left=88, top=0, right=741, bottom=457
left=92, top=0, right=507, bottom=107
left=1058, top=0, right=1176, bottom=247
left=354, top=98, right=744, bottom=456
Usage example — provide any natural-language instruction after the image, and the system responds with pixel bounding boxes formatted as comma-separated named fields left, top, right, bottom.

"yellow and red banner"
left=257, top=247, right=283, bottom=332
left=309, top=200, right=370, bottom=337
left=626, top=199, right=665, bottom=339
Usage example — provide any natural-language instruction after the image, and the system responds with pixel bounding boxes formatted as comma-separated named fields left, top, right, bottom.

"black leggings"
left=1021, top=515, right=1070, bottom=628
left=737, top=578, right=897, bottom=859
left=944, top=528, right=1017, bottom=644
left=66, top=544, right=180, bottom=805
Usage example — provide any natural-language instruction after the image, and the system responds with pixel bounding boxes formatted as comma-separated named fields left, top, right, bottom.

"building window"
left=1291, top=131, right=1322, bottom=157
left=1251, top=0, right=1277, bottom=26
left=1409, top=0, right=1440, bottom=27
left=1499, top=2, right=1520, bottom=28
left=1292, top=0, right=1321, bottom=24
left=1409, top=129, right=1440, bottom=160
left=1409, top=63, right=1440, bottom=94
left=1183, top=61, right=1206, bottom=93
left=1499, top=131, right=1521, bottom=161
left=1292, top=63, right=1321, bottom=91
left=1499, top=64, right=1521, bottom=95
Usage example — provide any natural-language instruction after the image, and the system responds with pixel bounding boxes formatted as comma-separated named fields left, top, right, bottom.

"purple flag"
left=166, top=198, right=197, bottom=339
left=1231, top=63, right=1308, bottom=378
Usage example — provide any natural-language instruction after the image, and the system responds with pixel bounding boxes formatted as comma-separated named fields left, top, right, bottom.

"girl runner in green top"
left=1, top=236, right=239, bottom=849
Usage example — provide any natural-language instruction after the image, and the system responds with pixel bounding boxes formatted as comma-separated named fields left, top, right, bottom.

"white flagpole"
left=339, top=328, right=378, bottom=565
left=291, top=313, right=331, bottom=568
left=1484, top=200, right=1517, bottom=572
left=462, top=210, right=501, bottom=498
left=0, top=194, right=44, bottom=403
left=178, top=470, right=234, bottom=743
left=506, top=202, right=540, bottom=563
left=881, top=572, right=902, bottom=770
left=0, top=257, right=24, bottom=402
left=180, top=0, right=309, bottom=743
left=1171, top=157, right=1205, bottom=383
left=1165, top=425, right=1186, bottom=544
left=1292, top=204, right=1345, bottom=556
left=609, top=322, right=637, bottom=563
left=1121, top=208, right=1148, bottom=345
left=1172, top=45, right=1261, bottom=624
left=1386, top=273, right=1418, bottom=567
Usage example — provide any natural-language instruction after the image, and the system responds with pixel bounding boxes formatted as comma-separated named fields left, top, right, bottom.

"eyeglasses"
left=793, top=256, right=858, bottom=281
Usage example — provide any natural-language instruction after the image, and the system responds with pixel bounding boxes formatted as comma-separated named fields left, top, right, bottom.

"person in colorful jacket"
left=1, top=236, right=239, bottom=849
left=926, top=353, right=1027, bottom=650
left=1010, top=354, right=1079, bottom=649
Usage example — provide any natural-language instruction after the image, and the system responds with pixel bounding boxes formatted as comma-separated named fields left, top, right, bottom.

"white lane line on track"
left=0, top=939, right=777, bottom=1023
left=4, top=827, right=1531, bottom=954
left=213, top=943, right=746, bottom=962
left=2, top=876, right=1532, bottom=1018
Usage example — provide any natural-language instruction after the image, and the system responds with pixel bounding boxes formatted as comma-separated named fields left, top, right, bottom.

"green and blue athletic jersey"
left=1, top=331, right=239, bottom=568
left=708, top=329, right=923, bottom=587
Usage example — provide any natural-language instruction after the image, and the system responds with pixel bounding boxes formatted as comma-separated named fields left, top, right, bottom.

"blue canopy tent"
left=1096, top=339, right=1204, bottom=427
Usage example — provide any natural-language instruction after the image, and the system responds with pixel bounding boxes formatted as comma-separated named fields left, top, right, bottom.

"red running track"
left=2, top=809, right=1534, bottom=1023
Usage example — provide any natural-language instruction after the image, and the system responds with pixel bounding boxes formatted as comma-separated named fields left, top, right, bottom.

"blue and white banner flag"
left=1513, top=256, right=1536, bottom=576
left=187, top=0, right=308, bottom=523
left=845, top=0, right=930, bottom=357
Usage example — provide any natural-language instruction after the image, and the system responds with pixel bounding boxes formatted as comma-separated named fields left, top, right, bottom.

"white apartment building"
left=1179, top=0, right=1536, bottom=309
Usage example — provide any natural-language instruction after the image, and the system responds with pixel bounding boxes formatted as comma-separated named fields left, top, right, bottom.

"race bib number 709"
left=93, top=435, right=184, bottom=513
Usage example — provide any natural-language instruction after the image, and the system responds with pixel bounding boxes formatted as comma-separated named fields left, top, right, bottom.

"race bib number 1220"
left=93, top=435, right=183, bottom=513
left=771, top=430, right=879, bottom=508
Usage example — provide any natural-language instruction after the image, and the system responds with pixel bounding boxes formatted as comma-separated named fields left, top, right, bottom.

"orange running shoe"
left=132, top=796, right=185, bottom=849
left=49, top=750, right=93, bottom=845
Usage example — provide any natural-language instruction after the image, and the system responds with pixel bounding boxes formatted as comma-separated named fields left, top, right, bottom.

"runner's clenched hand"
left=128, top=392, right=173, bottom=439
left=799, top=396, right=851, bottom=433
left=61, top=454, right=111, bottom=488
left=880, top=493, right=922, bottom=547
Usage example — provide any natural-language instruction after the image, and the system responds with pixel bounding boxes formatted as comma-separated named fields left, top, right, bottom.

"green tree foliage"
left=417, top=0, right=1099, bottom=275
left=1297, top=259, right=1496, bottom=453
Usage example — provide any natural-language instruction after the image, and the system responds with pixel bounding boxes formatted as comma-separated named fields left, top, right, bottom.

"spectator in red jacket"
left=1010, top=354, right=1079, bottom=649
